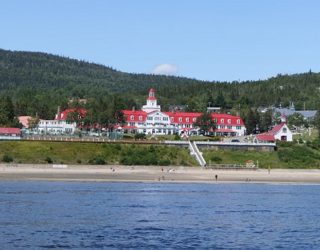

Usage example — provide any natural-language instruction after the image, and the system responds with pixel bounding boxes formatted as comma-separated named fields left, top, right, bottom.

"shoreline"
left=1, top=164, right=320, bottom=184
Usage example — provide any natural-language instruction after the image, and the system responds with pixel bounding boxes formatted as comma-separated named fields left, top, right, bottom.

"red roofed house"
left=121, top=89, right=246, bottom=136
left=37, top=108, right=87, bottom=135
left=254, top=115, right=293, bottom=143
left=0, top=128, right=21, bottom=140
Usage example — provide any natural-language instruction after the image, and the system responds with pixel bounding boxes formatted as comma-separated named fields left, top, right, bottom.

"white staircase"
left=188, top=141, right=206, bottom=167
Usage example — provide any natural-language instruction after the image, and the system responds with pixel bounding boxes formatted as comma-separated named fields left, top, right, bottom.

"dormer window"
left=186, top=118, right=190, bottom=122
left=237, top=119, right=240, bottom=124
left=130, top=115, right=134, bottom=121
left=179, top=117, right=182, bottom=122
left=221, top=119, right=224, bottom=124
left=228, top=119, right=231, bottom=124
left=139, top=116, right=142, bottom=121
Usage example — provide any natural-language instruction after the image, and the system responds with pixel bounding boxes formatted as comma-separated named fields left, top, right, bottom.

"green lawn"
left=0, top=141, right=197, bottom=166
left=203, top=143, right=320, bottom=169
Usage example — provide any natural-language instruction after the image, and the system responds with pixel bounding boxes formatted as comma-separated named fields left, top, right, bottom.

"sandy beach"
left=1, top=164, right=320, bottom=184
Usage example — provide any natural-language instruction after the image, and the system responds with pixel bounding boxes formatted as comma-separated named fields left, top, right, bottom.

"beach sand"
left=1, top=164, right=320, bottom=184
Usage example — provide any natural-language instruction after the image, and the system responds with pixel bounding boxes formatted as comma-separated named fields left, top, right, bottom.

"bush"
left=210, top=156, right=222, bottom=163
left=158, top=159, right=171, bottom=166
left=307, top=139, right=320, bottom=150
left=2, top=154, right=13, bottom=163
left=89, top=156, right=106, bottom=165
left=45, top=156, right=53, bottom=163
left=277, top=145, right=320, bottom=167
left=277, top=141, right=295, bottom=147
left=134, top=133, right=146, bottom=140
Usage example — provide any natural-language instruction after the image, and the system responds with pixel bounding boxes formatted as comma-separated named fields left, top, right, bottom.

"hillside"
left=0, top=48, right=320, bottom=121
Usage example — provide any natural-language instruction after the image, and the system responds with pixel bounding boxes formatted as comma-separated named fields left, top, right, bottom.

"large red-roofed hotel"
left=122, top=89, right=246, bottom=136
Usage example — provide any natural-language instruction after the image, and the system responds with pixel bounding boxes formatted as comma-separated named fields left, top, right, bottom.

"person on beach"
left=215, top=174, right=218, bottom=181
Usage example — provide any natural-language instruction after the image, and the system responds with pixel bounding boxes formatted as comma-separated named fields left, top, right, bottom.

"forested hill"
left=1, top=48, right=320, bottom=121
left=0, top=48, right=208, bottom=95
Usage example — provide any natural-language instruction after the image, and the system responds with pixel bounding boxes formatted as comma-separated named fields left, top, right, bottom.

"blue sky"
left=1, top=0, right=319, bottom=81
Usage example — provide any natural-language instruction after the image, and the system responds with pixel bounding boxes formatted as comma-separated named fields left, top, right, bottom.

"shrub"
left=210, top=156, right=222, bottom=163
left=2, top=154, right=13, bottom=163
left=134, top=133, right=146, bottom=140
left=89, top=156, right=106, bottom=165
left=76, top=159, right=82, bottom=164
left=45, top=156, right=53, bottom=163
left=158, top=159, right=171, bottom=166
left=277, top=145, right=320, bottom=167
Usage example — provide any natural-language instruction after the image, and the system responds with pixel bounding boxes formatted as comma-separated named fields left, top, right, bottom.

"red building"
left=122, top=89, right=246, bottom=136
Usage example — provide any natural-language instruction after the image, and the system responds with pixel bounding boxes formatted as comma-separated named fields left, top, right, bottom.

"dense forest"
left=0, top=48, right=320, bottom=132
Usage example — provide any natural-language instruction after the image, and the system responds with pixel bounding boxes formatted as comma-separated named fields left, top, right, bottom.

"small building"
left=274, top=103, right=317, bottom=122
left=254, top=117, right=293, bottom=143
left=36, top=108, right=87, bottom=135
left=0, top=128, right=21, bottom=140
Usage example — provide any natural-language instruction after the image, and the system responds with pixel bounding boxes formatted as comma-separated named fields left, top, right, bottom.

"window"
left=171, top=117, right=174, bottom=122
left=236, top=126, right=241, bottom=130
left=227, top=126, right=232, bottom=129
left=228, top=119, right=231, bottom=124
left=163, top=117, right=168, bottom=121
left=139, top=116, right=142, bottom=121
left=282, top=128, right=287, bottom=133
left=193, top=117, right=197, bottom=122
left=213, top=118, right=217, bottom=123
left=237, top=119, right=240, bottom=124
left=147, top=117, right=153, bottom=121
left=220, top=125, right=225, bottom=129
left=186, top=118, right=189, bottom=122
left=221, top=119, right=224, bottom=124
left=130, top=115, right=134, bottom=121
left=179, top=117, right=182, bottom=122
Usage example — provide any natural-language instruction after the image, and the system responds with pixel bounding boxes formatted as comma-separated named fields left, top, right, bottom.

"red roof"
left=256, top=134, right=275, bottom=142
left=164, top=112, right=202, bottom=124
left=122, top=109, right=245, bottom=127
left=55, top=108, right=87, bottom=121
left=211, top=113, right=244, bottom=126
left=0, top=128, right=21, bottom=134
left=270, top=123, right=286, bottom=134
left=122, top=110, right=148, bottom=122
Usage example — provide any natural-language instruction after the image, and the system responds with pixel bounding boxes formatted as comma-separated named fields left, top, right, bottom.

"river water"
left=1, top=181, right=320, bottom=249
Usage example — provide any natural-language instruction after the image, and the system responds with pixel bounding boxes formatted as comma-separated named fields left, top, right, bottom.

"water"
left=1, top=182, right=320, bottom=249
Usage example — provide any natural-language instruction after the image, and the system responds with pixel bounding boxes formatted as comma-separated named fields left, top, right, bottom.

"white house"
left=254, top=116, right=293, bottom=143
left=36, top=108, right=86, bottom=135
left=37, top=119, right=76, bottom=135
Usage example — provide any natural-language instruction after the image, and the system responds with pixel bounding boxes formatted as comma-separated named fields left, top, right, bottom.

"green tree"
left=314, top=107, right=320, bottom=138
left=194, top=112, right=216, bottom=135
left=259, top=110, right=273, bottom=132
left=287, top=113, right=306, bottom=129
